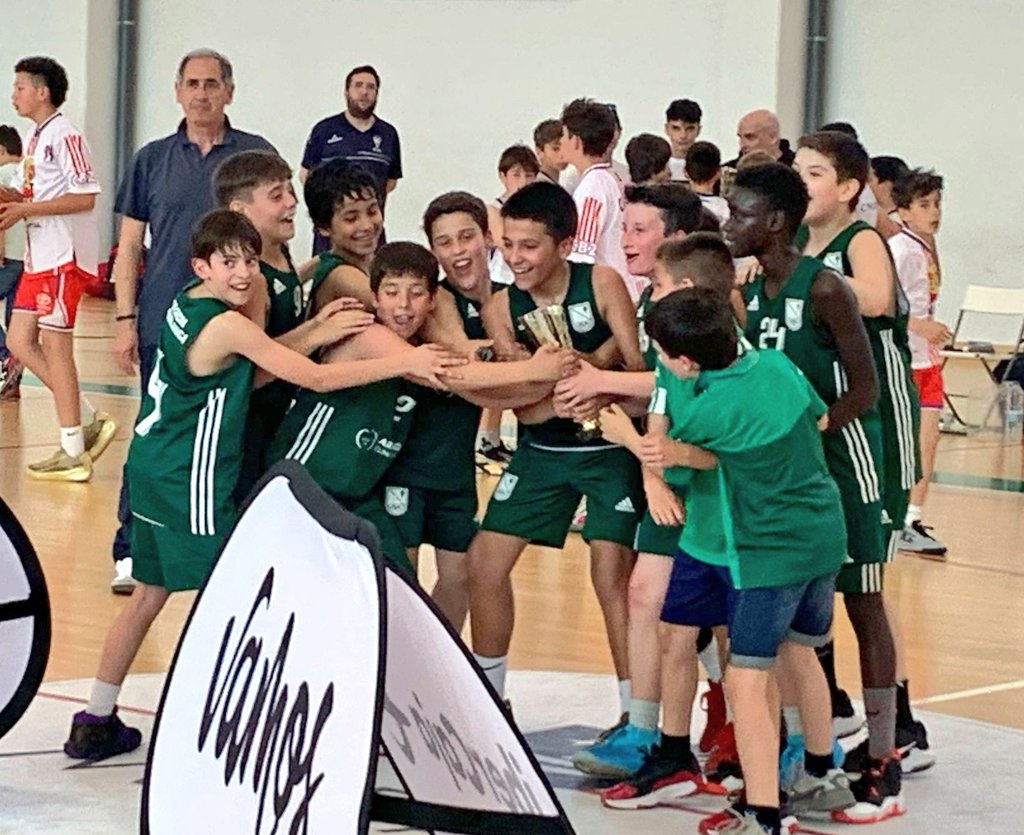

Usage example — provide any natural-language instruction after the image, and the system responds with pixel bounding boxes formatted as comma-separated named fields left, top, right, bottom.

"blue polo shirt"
left=114, top=119, right=274, bottom=349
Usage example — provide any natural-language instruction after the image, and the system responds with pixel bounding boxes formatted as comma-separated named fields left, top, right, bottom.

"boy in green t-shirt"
left=641, top=288, right=846, bottom=835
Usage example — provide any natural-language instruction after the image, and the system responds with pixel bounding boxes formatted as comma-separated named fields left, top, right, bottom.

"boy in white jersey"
left=686, top=141, right=730, bottom=225
left=560, top=98, right=634, bottom=299
left=890, top=169, right=950, bottom=557
left=664, top=99, right=702, bottom=182
left=0, top=57, right=116, bottom=481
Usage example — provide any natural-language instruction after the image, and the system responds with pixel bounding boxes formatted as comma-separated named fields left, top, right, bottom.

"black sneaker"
left=600, top=745, right=704, bottom=809
left=64, top=709, right=142, bottom=761
left=832, top=755, right=905, bottom=823
left=896, top=719, right=936, bottom=774
left=831, top=687, right=863, bottom=738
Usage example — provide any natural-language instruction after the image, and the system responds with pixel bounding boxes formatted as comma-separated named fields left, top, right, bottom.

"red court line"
left=35, top=690, right=157, bottom=717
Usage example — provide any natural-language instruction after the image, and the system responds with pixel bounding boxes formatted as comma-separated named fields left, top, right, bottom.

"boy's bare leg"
left=726, top=665, right=781, bottom=807
left=589, top=540, right=635, bottom=682
left=661, top=623, right=700, bottom=736
left=6, top=312, right=50, bottom=384
left=95, top=582, right=171, bottom=688
left=432, top=548, right=469, bottom=632
left=777, top=641, right=833, bottom=757
left=626, top=553, right=673, bottom=706
left=39, top=329, right=82, bottom=428
left=910, top=409, right=941, bottom=508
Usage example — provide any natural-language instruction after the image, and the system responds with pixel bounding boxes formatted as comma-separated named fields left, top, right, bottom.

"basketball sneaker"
left=600, top=745, right=703, bottom=809
left=698, top=803, right=797, bottom=835
left=703, top=722, right=743, bottom=795
left=898, top=521, right=947, bottom=559
left=831, top=688, right=864, bottom=738
left=699, top=680, right=728, bottom=753
left=26, top=449, right=93, bottom=482
left=84, top=411, right=118, bottom=462
left=778, top=734, right=846, bottom=791
left=111, top=558, right=136, bottom=595
left=896, top=718, right=936, bottom=774
left=832, top=754, right=905, bottom=824
left=786, top=768, right=855, bottom=818
left=571, top=722, right=657, bottom=779
left=594, top=711, right=628, bottom=742
left=64, top=709, right=142, bottom=761
left=0, top=354, right=22, bottom=400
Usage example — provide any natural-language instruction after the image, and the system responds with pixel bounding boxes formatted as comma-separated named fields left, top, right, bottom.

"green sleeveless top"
left=388, top=284, right=494, bottom=492
left=127, top=282, right=255, bottom=536
left=507, top=262, right=614, bottom=449
left=636, top=285, right=658, bottom=371
left=260, top=249, right=304, bottom=337
left=267, top=378, right=418, bottom=502
left=310, top=251, right=363, bottom=298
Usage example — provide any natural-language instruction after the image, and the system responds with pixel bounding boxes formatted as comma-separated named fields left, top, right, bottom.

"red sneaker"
left=700, top=680, right=728, bottom=753
left=703, top=722, right=743, bottom=795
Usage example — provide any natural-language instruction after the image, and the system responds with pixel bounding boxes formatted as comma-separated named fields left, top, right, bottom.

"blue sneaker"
left=779, top=734, right=846, bottom=791
left=572, top=723, right=658, bottom=778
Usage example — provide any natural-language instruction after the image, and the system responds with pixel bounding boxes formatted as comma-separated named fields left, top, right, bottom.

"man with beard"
left=300, top=65, right=403, bottom=253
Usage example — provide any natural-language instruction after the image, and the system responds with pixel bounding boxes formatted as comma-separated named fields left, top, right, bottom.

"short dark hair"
left=696, top=207, right=723, bottom=234
left=369, top=241, right=439, bottom=294
left=819, top=121, right=858, bottom=138
left=892, top=168, right=944, bottom=209
left=625, top=183, right=702, bottom=236
left=871, top=155, right=910, bottom=186
left=501, top=181, right=577, bottom=242
left=798, top=131, right=869, bottom=210
left=685, top=141, right=721, bottom=184
left=534, top=119, right=563, bottom=148
left=498, top=144, right=540, bottom=176
left=15, top=56, right=69, bottom=108
left=666, top=99, right=702, bottom=124
left=304, top=160, right=379, bottom=229
left=423, top=191, right=489, bottom=243
left=655, top=233, right=735, bottom=297
left=645, top=286, right=737, bottom=370
left=625, top=134, right=671, bottom=184
left=0, top=125, right=22, bottom=156
left=733, top=163, right=809, bottom=239
left=214, top=151, right=292, bottom=207
left=561, top=98, right=616, bottom=157
left=346, top=65, right=380, bottom=89
left=191, top=209, right=262, bottom=261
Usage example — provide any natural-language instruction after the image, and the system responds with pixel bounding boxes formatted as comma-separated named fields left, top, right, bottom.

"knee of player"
left=627, top=574, right=665, bottom=615
left=660, top=624, right=699, bottom=662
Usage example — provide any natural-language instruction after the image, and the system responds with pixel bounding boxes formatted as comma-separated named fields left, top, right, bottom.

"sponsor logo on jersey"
left=747, top=295, right=760, bottom=312
left=466, top=303, right=480, bottom=319
left=880, top=509, right=893, bottom=525
left=823, top=252, right=843, bottom=272
left=785, top=298, right=805, bottom=331
left=567, top=301, right=595, bottom=334
left=385, top=486, right=409, bottom=516
left=614, top=497, right=635, bottom=513
left=493, top=473, right=519, bottom=502
left=355, top=429, right=402, bottom=458
left=327, top=134, right=345, bottom=144
left=273, top=278, right=287, bottom=296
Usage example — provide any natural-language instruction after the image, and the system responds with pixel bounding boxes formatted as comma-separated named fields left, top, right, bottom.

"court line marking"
left=34, top=690, right=156, bottom=717
left=911, top=677, right=1024, bottom=706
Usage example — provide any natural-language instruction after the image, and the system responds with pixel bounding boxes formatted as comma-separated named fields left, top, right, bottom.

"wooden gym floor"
left=2, top=298, right=1023, bottom=730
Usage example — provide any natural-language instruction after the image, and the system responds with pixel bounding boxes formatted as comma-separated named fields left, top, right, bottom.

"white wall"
left=132, top=0, right=802, bottom=253
left=826, top=1, right=1023, bottom=340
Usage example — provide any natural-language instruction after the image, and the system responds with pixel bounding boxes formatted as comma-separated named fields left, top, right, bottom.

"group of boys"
left=2, top=54, right=952, bottom=835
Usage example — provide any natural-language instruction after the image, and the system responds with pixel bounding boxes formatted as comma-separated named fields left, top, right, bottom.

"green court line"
left=24, top=373, right=139, bottom=398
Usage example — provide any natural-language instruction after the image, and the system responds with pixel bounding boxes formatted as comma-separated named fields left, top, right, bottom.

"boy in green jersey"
left=65, top=211, right=463, bottom=762
left=730, top=163, right=904, bottom=822
left=642, top=288, right=846, bottom=835
left=468, top=181, right=644, bottom=709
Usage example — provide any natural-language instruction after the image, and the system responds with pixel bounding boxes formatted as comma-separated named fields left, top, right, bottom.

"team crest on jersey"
left=785, top=299, right=805, bottom=331
left=385, top=486, right=409, bottom=516
left=355, top=428, right=379, bottom=451
left=823, top=252, right=843, bottom=272
left=747, top=295, right=760, bottom=312
left=373, top=135, right=383, bottom=151
left=568, top=301, right=595, bottom=333
left=493, top=472, right=519, bottom=502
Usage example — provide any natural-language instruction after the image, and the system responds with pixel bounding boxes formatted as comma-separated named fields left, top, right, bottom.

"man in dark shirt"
left=109, top=48, right=273, bottom=594
left=723, top=109, right=795, bottom=169
left=300, top=65, right=402, bottom=253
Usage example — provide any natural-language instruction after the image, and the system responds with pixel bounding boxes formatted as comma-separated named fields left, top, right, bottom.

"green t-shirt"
left=658, top=349, right=846, bottom=588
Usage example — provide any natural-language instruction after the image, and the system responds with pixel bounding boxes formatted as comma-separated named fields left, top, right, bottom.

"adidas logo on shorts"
left=614, top=497, right=635, bottom=513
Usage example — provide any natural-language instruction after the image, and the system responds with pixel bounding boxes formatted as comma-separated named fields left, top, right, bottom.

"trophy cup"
left=519, top=305, right=602, bottom=441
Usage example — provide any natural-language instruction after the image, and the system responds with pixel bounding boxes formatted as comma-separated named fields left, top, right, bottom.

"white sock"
left=79, top=395, right=96, bottom=426
left=699, top=637, right=723, bottom=682
left=783, top=705, right=803, bottom=738
left=618, top=678, right=631, bottom=715
left=629, top=698, right=660, bottom=731
left=61, top=426, right=85, bottom=457
left=904, top=504, right=922, bottom=527
left=478, top=430, right=500, bottom=448
left=86, top=680, right=121, bottom=717
left=473, top=653, right=507, bottom=698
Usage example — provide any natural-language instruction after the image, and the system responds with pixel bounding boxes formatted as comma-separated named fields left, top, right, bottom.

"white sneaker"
left=111, top=558, right=136, bottom=595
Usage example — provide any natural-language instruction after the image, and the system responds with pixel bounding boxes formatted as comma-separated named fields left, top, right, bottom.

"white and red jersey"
left=11, top=113, right=101, bottom=277
left=568, top=163, right=640, bottom=300
left=889, top=226, right=939, bottom=369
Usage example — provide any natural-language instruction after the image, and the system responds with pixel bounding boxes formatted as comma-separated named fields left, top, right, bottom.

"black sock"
left=658, top=733, right=691, bottom=760
left=896, top=679, right=914, bottom=727
left=805, top=751, right=834, bottom=778
left=746, top=804, right=781, bottom=832
left=816, top=641, right=840, bottom=699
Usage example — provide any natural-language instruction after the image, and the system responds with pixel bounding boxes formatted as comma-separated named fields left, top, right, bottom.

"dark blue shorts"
left=660, top=550, right=731, bottom=629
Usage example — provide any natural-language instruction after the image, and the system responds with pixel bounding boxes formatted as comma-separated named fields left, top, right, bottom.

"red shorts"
left=12, top=262, right=89, bottom=331
left=912, top=365, right=944, bottom=409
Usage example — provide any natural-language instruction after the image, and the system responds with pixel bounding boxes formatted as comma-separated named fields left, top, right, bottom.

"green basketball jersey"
left=260, top=251, right=304, bottom=338
left=796, top=222, right=919, bottom=492
left=659, top=349, right=846, bottom=588
left=450, top=282, right=495, bottom=341
left=268, top=378, right=418, bottom=502
left=507, top=262, right=614, bottom=449
left=637, top=285, right=658, bottom=371
left=127, top=283, right=255, bottom=536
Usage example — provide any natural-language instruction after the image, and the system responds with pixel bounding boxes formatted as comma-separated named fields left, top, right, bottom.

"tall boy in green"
left=644, top=287, right=846, bottom=835
left=64, top=211, right=462, bottom=762
left=468, top=181, right=645, bottom=706
left=731, top=163, right=904, bottom=823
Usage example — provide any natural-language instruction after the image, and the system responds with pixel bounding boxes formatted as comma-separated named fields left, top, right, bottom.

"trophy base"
left=576, top=421, right=602, bottom=442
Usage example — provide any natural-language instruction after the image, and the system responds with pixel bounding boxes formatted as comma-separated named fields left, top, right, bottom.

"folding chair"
left=940, top=284, right=1024, bottom=426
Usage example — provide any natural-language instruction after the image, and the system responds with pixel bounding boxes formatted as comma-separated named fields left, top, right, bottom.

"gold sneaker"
left=84, top=412, right=117, bottom=462
left=27, top=450, right=93, bottom=482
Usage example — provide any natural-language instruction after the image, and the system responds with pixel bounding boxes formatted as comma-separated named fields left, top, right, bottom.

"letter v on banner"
left=141, top=462, right=574, bottom=835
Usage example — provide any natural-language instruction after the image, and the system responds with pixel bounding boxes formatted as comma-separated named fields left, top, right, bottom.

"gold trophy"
left=519, top=305, right=602, bottom=441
